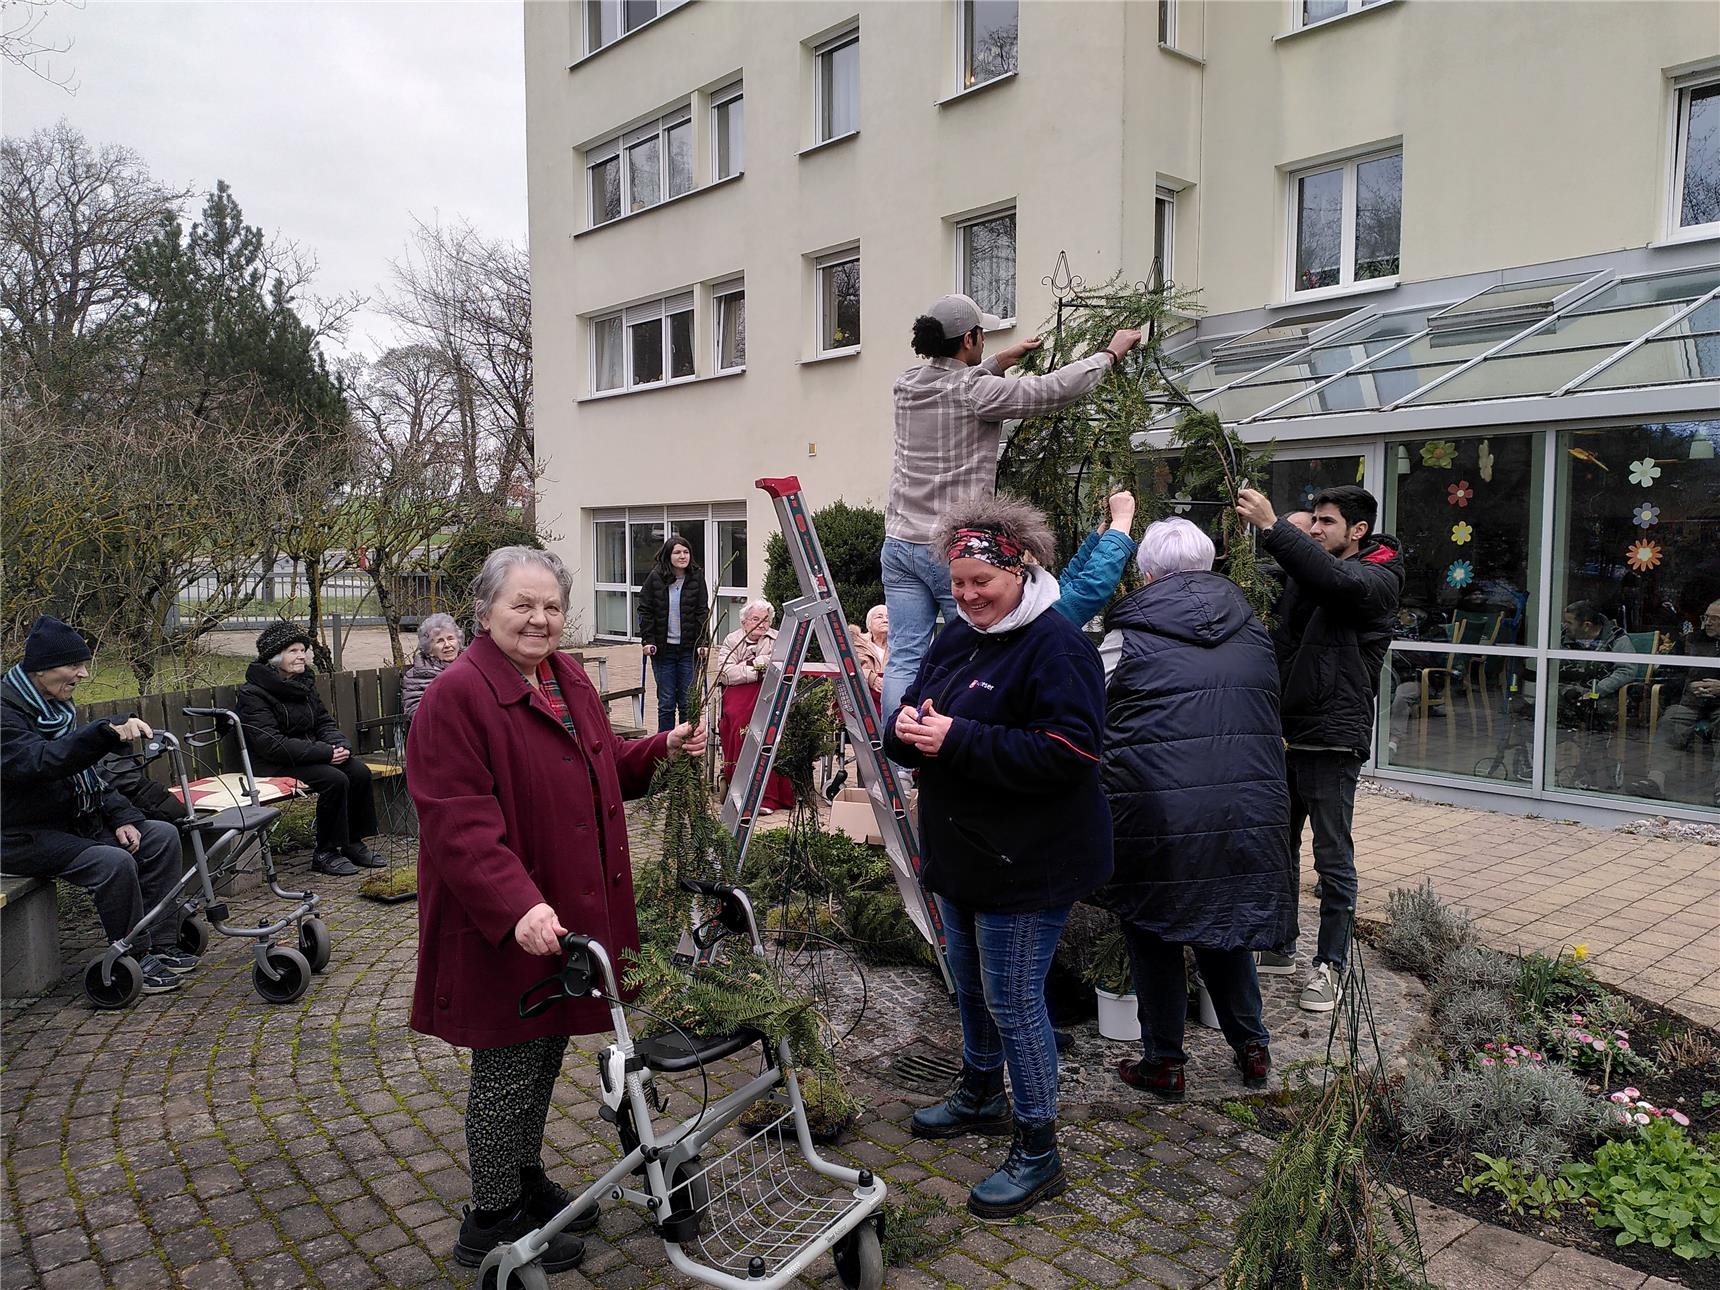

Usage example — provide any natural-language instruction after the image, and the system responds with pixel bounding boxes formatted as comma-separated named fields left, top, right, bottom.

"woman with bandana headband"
left=883, top=494, right=1112, bottom=1223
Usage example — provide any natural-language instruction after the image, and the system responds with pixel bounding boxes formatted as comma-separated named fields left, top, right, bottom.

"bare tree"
left=2, top=0, right=80, bottom=92
left=382, top=216, right=536, bottom=519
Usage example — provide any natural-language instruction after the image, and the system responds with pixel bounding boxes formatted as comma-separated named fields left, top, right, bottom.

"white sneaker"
left=1299, top=963, right=1341, bottom=1014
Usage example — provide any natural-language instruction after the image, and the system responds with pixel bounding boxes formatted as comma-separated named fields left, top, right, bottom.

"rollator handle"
left=518, top=934, right=597, bottom=1019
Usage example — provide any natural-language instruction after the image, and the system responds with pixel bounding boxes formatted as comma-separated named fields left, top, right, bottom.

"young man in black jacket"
left=1236, top=485, right=1403, bottom=1013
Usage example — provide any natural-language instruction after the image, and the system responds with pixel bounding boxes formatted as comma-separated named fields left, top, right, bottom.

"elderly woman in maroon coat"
left=407, top=546, right=704, bottom=1273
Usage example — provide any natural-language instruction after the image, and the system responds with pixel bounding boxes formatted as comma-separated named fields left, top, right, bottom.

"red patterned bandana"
left=946, top=527, right=1026, bottom=570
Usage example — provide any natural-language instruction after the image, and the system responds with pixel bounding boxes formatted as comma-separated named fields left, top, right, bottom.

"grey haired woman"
left=401, top=613, right=466, bottom=723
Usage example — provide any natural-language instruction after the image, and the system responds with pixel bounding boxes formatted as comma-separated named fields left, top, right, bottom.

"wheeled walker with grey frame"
left=484, top=879, right=888, bottom=1290
left=81, top=707, right=330, bottom=1009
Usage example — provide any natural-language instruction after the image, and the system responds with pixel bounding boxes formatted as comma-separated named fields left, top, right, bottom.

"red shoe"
left=1117, top=1057, right=1184, bottom=1102
left=1235, top=1040, right=1271, bottom=1089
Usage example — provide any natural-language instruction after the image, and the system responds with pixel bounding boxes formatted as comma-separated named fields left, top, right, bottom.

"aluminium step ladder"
left=720, top=476, right=950, bottom=987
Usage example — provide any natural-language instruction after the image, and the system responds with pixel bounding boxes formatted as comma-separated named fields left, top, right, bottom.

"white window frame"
left=814, top=27, right=860, bottom=145
left=589, top=290, right=697, bottom=395
left=1286, top=147, right=1402, bottom=299
left=1293, top=0, right=1387, bottom=31
left=959, top=0, right=1018, bottom=91
left=585, top=105, right=693, bottom=228
left=584, top=0, right=685, bottom=55
left=956, top=206, right=1017, bottom=326
left=815, top=248, right=861, bottom=356
left=1153, top=186, right=1177, bottom=289
left=1158, top=0, right=1176, bottom=47
left=591, top=503, right=748, bottom=643
left=712, top=82, right=744, bottom=182
left=1670, top=73, right=1720, bottom=239
left=713, top=277, right=746, bottom=373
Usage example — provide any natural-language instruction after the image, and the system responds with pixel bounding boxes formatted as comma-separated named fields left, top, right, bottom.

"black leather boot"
left=967, top=1120, right=1067, bottom=1221
left=909, top=1063, right=1012, bottom=1139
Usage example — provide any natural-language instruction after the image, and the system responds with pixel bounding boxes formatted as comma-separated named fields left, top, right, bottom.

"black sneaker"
left=312, top=851, right=360, bottom=876
left=149, top=948, right=200, bottom=975
left=520, top=1163, right=601, bottom=1231
left=136, top=955, right=183, bottom=995
left=452, top=1202, right=584, bottom=1271
left=341, top=842, right=388, bottom=869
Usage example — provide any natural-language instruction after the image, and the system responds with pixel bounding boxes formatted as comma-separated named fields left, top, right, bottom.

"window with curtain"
left=958, top=210, right=1015, bottom=323
left=713, top=86, right=744, bottom=180
left=817, top=32, right=860, bottom=142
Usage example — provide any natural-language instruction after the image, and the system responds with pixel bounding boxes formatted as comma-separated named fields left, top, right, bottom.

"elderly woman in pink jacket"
left=714, top=599, right=796, bottom=814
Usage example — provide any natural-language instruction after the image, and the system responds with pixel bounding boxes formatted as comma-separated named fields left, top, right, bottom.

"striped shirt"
left=885, top=350, right=1115, bottom=544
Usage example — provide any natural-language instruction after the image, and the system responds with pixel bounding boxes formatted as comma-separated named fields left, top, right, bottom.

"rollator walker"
left=82, top=708, right=329, bottom=1009
left=485, top=880, right=887, bottom=1290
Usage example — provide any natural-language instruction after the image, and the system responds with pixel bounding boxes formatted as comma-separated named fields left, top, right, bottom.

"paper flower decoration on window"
left=1447, top=480, right=1474, bottom=507
left=1450, top=521, right=1473, bottom=545
left=1632, top=502, right=1660, bottom=529
left=1446, top=560, right=1474, bottom=589
left=1625, top=540, right=1663, bottom=573
left=1628, top=457, right=1662, bottom=488
left=1300, top=484, right=1318, bottom=509
left=1170, top=493, right=1193, bottom=515
left=1421, top=440, right=1458, bottom=469
left=1355, top=457, right=1366, bottom=483
left=1478, top=440, right=1495, bottom=483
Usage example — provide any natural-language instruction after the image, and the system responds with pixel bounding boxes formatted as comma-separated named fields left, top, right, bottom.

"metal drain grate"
left=880, top=1043, right=962, bottom=1093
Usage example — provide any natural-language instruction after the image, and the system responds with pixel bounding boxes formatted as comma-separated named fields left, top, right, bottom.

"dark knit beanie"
left=255, top=621, right=316, bottom=664
left=21, top=615, right=94, bottom=673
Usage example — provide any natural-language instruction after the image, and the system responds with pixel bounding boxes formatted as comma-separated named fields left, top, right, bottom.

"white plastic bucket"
left=1094, top=988, right=1141, bottom=1042
left=1196, top=982, right=1221, bottom=1031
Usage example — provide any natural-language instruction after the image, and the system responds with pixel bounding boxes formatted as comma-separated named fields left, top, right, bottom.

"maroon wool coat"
left=407, top=633, right=671, bottom=1049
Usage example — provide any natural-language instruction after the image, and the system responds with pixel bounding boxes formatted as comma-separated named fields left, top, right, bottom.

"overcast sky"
left=2, top=0, right=527, bottom=356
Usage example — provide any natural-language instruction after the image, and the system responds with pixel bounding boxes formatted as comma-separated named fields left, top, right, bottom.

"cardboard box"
left=828, top=786, right=884, bottom=847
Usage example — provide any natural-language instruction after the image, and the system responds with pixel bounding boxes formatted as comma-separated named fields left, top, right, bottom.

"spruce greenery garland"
left=998, top=277, right=1280, bottom=623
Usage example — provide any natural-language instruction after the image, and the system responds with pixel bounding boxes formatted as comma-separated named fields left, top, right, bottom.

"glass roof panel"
left=1229, top=311, right=1430, bottom=389
left=1409, top=344, right=1626, bottom=406
left=1570, top=332, right=1720, bottom=392
left=1564, top=268, right=1720, bottom=314
left=1209, top=309, right=1356, bottom=361
left=1254, top=362, right=1471, bottom=420
left=1435, top=274, right=1588, bottom=320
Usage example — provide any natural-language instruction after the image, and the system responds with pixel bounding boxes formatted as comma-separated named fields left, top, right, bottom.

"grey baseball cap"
left=925, top=293, right=1004, bottom=339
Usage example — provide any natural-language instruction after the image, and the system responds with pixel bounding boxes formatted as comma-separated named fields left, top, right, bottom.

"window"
left=816, top=252, right=861, bottom=353
left=593, top=505, right=748, bottom=641
left=1157, top=0, right=1175, bottom=46
left=586, top=107, right=692, bottom=227
left=713, top=84, right=744, bottom=180
left=591, top=290, right=695, bottom=393
left=816, top=30, right=860, bottom=143
left=1673, top=79, right=1720, bottom=234
left=1290, top=149, right=1401, bottom=295
left=585, top=0, right=684, bottom=53
left=958, top=210, right=1016, bottom=323
left=715, top=280, right=746, bottom=371
left=962, top=1, right=1017, bottom=88
left=1298, top=0, right=1389, bottom=27
left=1153, top=187, right=1176, bottom=288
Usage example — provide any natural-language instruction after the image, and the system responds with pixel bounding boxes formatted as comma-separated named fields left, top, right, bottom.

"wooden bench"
left=569, top=651, right=648, bottom=740
left=1, top=874, right=62, bottom=998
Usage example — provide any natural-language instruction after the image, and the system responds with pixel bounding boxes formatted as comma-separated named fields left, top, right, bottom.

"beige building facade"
left=527, top=0, right=1720, bottom=820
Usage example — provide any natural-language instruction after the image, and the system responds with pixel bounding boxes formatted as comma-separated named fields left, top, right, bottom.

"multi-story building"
left=525, top=0, right=1720, bottom=820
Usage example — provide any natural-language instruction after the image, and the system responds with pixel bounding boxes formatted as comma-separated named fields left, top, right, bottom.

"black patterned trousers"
left=465, top=1035, right=570, bottom=1210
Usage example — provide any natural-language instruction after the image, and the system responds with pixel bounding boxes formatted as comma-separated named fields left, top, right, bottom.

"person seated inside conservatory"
left=1552, top=602, right=1638, bottom=788
left=1632, top=596, right=1720, bottom=806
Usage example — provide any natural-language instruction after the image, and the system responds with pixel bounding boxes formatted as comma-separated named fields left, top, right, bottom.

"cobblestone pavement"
left=2, top=827, right=1679, bottom=1290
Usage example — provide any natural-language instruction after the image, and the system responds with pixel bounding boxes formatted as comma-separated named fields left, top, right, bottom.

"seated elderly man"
left=1, top=616, right=197, bottom=995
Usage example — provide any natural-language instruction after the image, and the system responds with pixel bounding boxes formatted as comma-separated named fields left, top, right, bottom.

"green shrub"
left=1459, top=1153, right=1564, bottom=1220
left=437, top=509, right=542, bottom=635
left=1379, top=882, right=1476, bottom=978
left=1391, top=1056, right=1610, bottom=1176
left=1560, top=1119, right=1720, bottom=1260
left=762, top=500, right=883, bottom=628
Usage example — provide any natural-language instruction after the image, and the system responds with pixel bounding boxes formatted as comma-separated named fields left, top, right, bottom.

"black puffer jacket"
left=1098, top=573, right=1293, bottom=951
left=636, top=570, right=709, bottom=650
left=235, top=663, right=347, bottom=769
left=1260, top=520, right=1404, bottom=756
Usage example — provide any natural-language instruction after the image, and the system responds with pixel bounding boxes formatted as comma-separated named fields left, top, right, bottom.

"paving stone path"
left=1, top=808, right=1687, bottom=1289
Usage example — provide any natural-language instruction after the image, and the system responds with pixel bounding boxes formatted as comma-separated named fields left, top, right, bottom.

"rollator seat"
left=182, top=804, right=282, bottom=835
left=634, top=1026, right=765, bottom=1073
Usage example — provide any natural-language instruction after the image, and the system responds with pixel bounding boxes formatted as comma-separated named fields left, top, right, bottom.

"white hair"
left=742, top=599, right=775, bottom=624
left=472, top=546, right=572, bottom=625
left=1136, top=517, right=1215, bottom=581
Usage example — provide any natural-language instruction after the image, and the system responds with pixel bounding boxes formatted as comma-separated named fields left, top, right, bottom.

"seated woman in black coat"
left=1097, top=518, right=1293, bottom=1101
left=236, top=622, right=383, bottom=877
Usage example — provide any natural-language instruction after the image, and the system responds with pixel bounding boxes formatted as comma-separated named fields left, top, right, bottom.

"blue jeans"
left=936, top=895, right=1070, bottom=1129
left=651, top=643, right=697, bottom=732
left=1281, top=750, right=1362, bottom=970
left=1122, top=923, right=1268, bottom=1066
left=881, top=537, right=958, bottom=719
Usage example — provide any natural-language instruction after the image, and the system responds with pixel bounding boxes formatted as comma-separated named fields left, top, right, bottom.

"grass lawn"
left=74, top=653, right=253, bottom=705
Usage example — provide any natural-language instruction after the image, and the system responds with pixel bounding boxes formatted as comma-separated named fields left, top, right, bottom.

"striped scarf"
left=3, top=663, right=102, bottom=816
